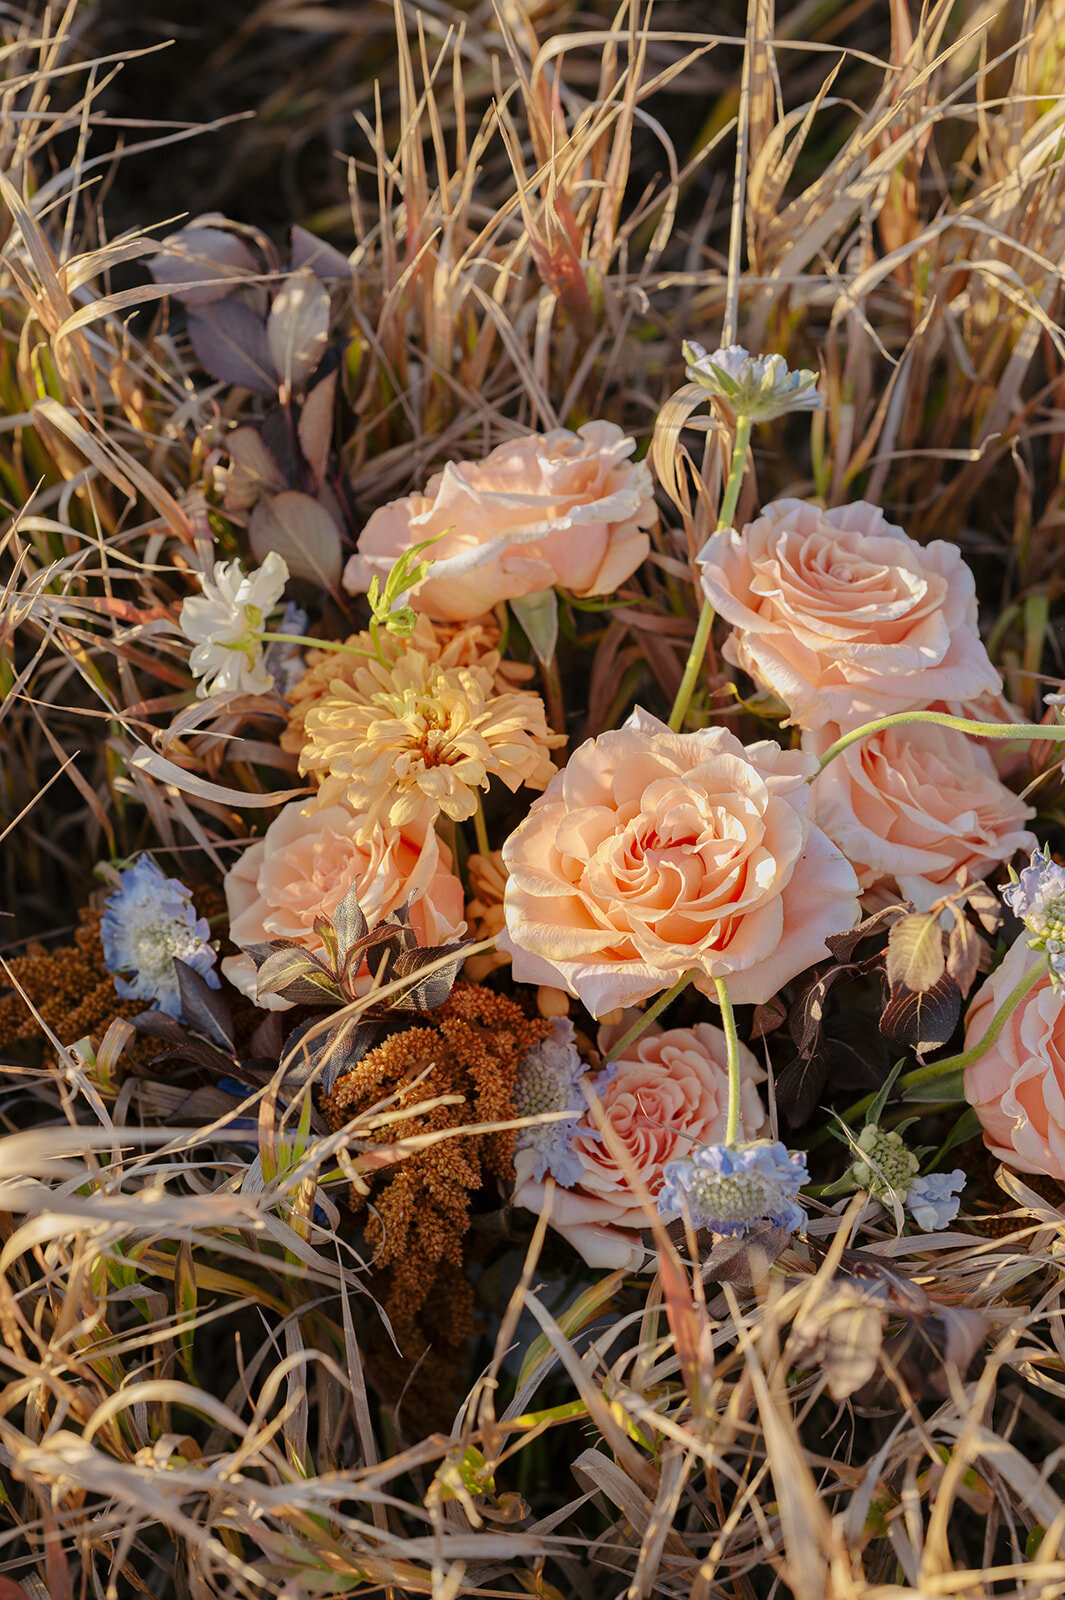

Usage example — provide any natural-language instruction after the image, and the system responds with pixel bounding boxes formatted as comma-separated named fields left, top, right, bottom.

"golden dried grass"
left=1, top=0, right=1065, bottom=1594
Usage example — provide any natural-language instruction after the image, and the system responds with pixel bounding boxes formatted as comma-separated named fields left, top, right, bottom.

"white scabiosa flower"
left=905, top=1171, right=965, bottom=1232
left=513, top=1018, right=608, bottom=1188
left=658, top=1139, right=808, bottom=1237
left=683, top=341, right=821, bottom=421
left=1002, top=845, right=1065, bottom=986
left=100, top=856, right=219, bottom=1018
left=179, top=552, right=289, bottom=698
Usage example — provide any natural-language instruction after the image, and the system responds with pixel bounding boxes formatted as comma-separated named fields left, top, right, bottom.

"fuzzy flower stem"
left=258, top=631, right=377, bottom=661
left=603, top=969, right=699, bottom=1064
left=816, top=953, right=1052, bottom=1141
left=816, top=710, right=1065, bottom=774
left=714, top=975, right=743, bottom=1146
left=902, top=952, right=1051, bottom=1087
left=668, top=413, right=752, bottom=732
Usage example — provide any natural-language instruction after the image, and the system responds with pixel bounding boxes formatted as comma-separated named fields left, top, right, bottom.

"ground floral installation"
left=9, top=7, right=1065, bottom=1597
left=67, top=324, right=1065, bottom=1402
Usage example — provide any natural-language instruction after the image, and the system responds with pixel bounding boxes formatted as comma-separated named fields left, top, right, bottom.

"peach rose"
left=498, top=707, right=860, bottom=1016
left=342, top=422, right=657, bottom=621
left=697, top=499, right=1001, bottom=729
left=514, top=1022, right=767, bottom=1269
left=223, top=801, right=466, bottom=1008
left=805, top=721, right=1036, bottom=911
left=964, top=938, right=1065, bottom=1179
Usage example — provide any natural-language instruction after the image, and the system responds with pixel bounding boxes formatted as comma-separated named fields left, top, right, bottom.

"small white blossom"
left=683, top=340, right=821, bottom=421
left=905, top=1171, right=965, bottom=1232
left=179, top=552, right=289, bottom=698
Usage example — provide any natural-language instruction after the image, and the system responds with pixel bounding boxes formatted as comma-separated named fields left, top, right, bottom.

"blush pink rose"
left=514, top=1022, right=767, bottom=1269
left=498, top=707, right=860, bottom=1016
left=697, top=499, right=1001, bottom=729
left=964, top=938, right=1065, bottom=1179
left=223, top=801, right=466, bottom=1008
left=805, top=721, right=1036, bottom=911
left=342, top=422, right=657, bottom=621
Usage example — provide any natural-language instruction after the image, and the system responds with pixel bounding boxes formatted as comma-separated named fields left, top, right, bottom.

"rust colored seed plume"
left=321, top=984, right=551, bottom=1407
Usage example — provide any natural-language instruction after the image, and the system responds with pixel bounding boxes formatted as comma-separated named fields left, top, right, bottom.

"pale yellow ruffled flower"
left=291, top=634, right=563, bottom=835
left=282, top=614, right=529, bottom=756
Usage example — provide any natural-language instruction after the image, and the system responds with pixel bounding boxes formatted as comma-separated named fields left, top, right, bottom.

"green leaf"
left=865, top=1058, right=908, bottom=1128
left=510, top=588, right=559, bottom=668
left=902, top=1066, right=966, bottom=1103
left=517, top=1269, right=627, bottom=1388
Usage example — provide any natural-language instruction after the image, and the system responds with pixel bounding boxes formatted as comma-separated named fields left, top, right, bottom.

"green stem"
left=714, top=976, right=743, bottom=1146
left=716, top=414, right=753, bottom=533
left=539, top=650, right=567, bottom=739
left=667, top=413, right=752, bottom=733
left=258, top=632, right=376, bottom=661
left=900, top=952, right=1050, bottom=1087
left=604, top=970, right=698, bottom=1064
left=816, top=711, right=1065, bottom=774
left=814, top=952, right=1051, bottom=1143
left=668, top=603, right=715, bottom=733
left=472, top=791, right=491, bottom=859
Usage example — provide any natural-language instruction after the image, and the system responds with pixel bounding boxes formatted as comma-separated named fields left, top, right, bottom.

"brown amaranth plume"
left=321, top=983, right=551, bottom=1427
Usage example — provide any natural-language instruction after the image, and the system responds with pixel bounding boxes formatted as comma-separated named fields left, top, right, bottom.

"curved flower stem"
left=472, top=792, right=491, bottom=859
left=258, top=631, right=376, bottom=660
left=667, top=413, right=752, bottom=733
left=604, top=969, right=699, bottom=1064
left=816, top=711, right=1065, bottom=774
left=900, top=952, right=1050, bottom=1089
left=810, top=952, right=1051, bottom=1144
left=668, top=603, right=715, bottom=733
left=714, top=975, right=742, bottom=1146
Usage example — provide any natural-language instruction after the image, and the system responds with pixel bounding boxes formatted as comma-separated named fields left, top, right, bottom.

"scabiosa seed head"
left=658, top=1139, right=808, bottom=1237
left=101, top=857, right=219, bottom=1018
left=513, top=1018, right=610, bottom=1188
left=683, top=341, right=822, bottom=422
left=1003, top=846, right=1065, bottom=985
left=848, top=1124, right=921, bottom=1199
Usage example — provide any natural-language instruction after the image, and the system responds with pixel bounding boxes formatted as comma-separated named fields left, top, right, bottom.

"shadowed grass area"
left=1, top=1, right=1065, bottom=1595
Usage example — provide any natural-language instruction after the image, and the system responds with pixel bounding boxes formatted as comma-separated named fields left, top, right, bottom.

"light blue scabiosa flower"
left=101, top=857, right=219, bottom=1018
left=683, top=341, right=821, bottom=422
left=658, top=1139, right=808, bottom=1238
left=905, top=1170, right=965, bottom=1232
left=513, top=1019, right=611, bottom=1188
left=1002, top=845, right=1065, bottom=985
